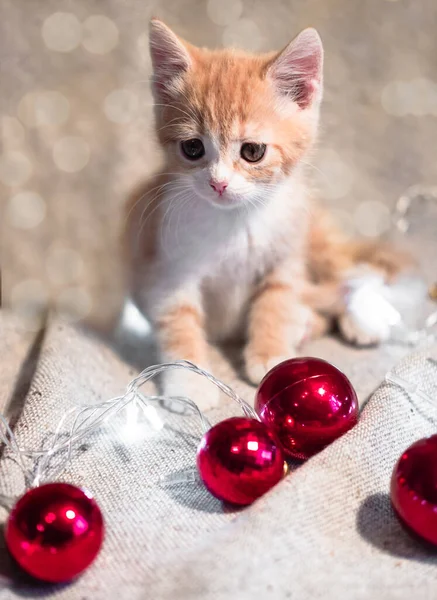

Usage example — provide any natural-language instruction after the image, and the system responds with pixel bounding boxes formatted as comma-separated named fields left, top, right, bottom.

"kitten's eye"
left=180, top=138, right=205, bottom=160
left=241, top=142, right=266, bottom=163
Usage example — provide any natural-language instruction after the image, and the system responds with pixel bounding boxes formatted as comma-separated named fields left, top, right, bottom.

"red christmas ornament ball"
left=197, top=417, right=285, bottom=506
left=255, top=357, right=359, bottom=460
left=391, top=435, right=437, bottom=546
left=5, top=482, right=104, bottom=582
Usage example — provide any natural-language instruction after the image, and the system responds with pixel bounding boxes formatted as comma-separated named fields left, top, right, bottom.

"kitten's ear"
left=149, top=19, right=192, bottom=99
left=268, top=28, right=323, bottom=109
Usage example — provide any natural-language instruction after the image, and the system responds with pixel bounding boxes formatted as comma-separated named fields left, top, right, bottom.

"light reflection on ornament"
left=256, top=358, right=359, bottom=459
left=197, top=417, right=285, bottom=505
left=5, top=483, right=104, bottom=582
left=45, top=512, right=56, bottom=524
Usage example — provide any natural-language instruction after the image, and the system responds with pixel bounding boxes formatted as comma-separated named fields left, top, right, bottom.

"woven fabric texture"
left=0, top=312, right=436, bottom=599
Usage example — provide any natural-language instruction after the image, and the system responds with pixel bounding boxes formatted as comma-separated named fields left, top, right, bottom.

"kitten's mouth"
left=205, top=192, right=243, bottom=210
left=192, top=185, right=245, bottom=210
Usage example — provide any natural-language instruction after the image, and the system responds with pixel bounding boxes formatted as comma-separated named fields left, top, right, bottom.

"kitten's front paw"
left=338, top=312, right=390, bottom=347
left=162, top=367, right=220, bottom=412
left=244, top=348, right=294, bottom=386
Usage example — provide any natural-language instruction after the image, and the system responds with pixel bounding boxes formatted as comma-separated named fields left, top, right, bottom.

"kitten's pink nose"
left=209, top=179, right=228, bottom=196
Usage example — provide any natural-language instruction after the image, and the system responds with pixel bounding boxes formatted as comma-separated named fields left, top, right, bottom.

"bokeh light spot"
left=53, top=136, right=90, bottom=173
left=380, top=79, right=437, bottom=117
left=354, top=201, right=391, bottom=237
left=7, top=191, right=46, bottom=230
left=82, top=15, right=119, bottom=55
left=18, top=91, right=70, bottom=127
left=103, top=89, right=139, bottom=124
left=42, top=12, right=82, bottom=53
left=409, top=78, right=437, bottom=116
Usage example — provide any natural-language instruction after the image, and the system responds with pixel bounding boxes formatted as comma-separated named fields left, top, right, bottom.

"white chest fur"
left=138, top=178, right=307, bottom=340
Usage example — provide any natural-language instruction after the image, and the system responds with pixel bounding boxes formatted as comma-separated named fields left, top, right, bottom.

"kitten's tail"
left=305, top=206, right=415, bottom=315
left=346, top=239, right=414, bottom=280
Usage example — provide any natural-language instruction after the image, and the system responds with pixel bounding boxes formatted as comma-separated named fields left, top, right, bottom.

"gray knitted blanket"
left=0, top=312, right=436, bottom=599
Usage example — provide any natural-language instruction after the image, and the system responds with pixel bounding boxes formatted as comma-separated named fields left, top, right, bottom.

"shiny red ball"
left=5, top=483, right=104, bottom=582
left=255, top=357, right=359, bottom=459
left=391, top=435, right=437, bottom=546
left=197, top=417, right=285, bottom=506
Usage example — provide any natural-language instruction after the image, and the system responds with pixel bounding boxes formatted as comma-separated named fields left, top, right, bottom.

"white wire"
left=0, top=360, right=257, bottom=489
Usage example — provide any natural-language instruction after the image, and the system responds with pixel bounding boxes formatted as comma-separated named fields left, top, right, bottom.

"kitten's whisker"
left=156, top=120, right=187, bottom=134
left=160, top=189, right=191, bottom=254
left=128, top=181, right=182, bottom=236
left=299, top=159, right=327, bottom=179
left=132, top=98, right=201, bottom=127
left=135, top=192, right=179, bottom=251
left=172, top=194, right=192, bottom=250
left=134, top=179, right=193, bottom=241
left=175, top=88, right=202, bottom=124
left=137, top=181, right=193, bottom=243
left=127, top=180, right=178, bottom=217
left=153, top=103, right=200, bottom=125
left=126, top=172, right=193, bottom=225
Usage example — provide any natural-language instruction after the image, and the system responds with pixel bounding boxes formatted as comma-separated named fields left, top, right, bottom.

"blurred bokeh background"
left=1, top=0, right=437, bottom=334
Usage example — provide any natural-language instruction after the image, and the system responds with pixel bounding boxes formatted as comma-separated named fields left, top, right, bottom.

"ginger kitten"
left=123, top=19, right=408, bottom=409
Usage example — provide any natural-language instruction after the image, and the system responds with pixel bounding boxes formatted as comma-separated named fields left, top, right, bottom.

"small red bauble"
left=391, top=435, right=437, bottom=546
left=255, top=357, right=359, bottom=459
left=197, top=417, right=285, bottom=506
left=5, top=482, right=104, bottom=582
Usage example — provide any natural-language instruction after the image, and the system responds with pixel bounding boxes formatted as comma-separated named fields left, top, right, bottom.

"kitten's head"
left=149, top=19, right=323, bottom=210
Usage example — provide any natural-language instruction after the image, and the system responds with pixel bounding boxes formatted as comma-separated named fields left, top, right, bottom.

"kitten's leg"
left=155, top=290, right=220, bottom=411
left=244, top=269, right=309, bottom=385
left=306, top=310, right=332, bottom=340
